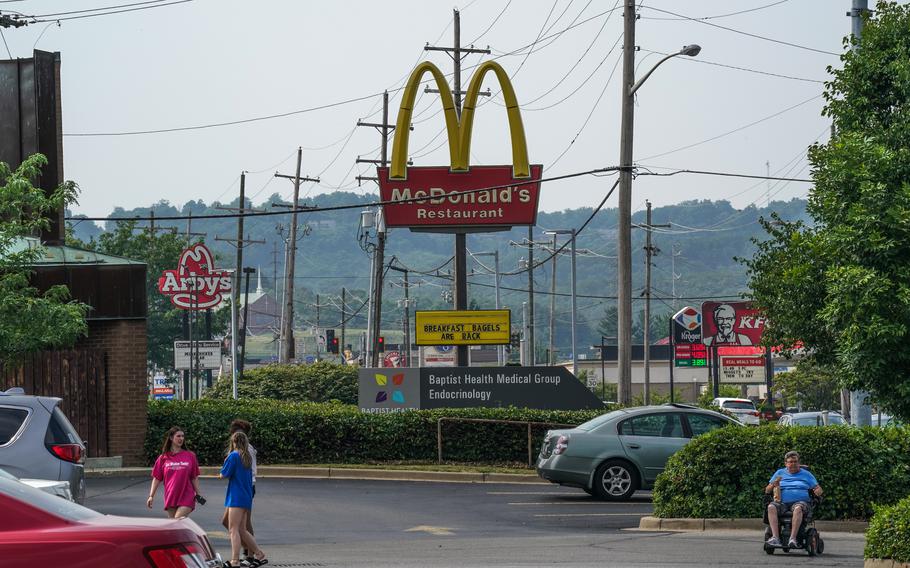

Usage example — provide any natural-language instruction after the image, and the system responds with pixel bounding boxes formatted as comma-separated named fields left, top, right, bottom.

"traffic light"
left=377, top=336, right=385, bottom=352
left=326, top=329, right=337, bottom=353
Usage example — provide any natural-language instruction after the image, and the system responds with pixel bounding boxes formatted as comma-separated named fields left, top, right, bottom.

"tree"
left=744, top=2, right=910, bottom=420
left=0, top=154, right=88, bottom=360
left=773, top=362, right=841, bottom=412
left=71, top=221, right=228, bottom=372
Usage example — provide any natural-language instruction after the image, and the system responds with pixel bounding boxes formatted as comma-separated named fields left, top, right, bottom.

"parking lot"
left=86, top=476, right=865, bottom=567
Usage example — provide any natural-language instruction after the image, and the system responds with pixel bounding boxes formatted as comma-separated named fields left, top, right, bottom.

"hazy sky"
left=0, top=0, right=874, bottom=218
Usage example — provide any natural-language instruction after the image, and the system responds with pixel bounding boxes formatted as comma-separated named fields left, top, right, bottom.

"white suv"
left=712, top=397, right=761, bottom=426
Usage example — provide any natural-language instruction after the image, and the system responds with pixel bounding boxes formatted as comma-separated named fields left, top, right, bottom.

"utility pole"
left=341, top=287, right=347, bottom=362
left=528, top=227, right=535, bottom=364
left=389, top=264, right=413, bottom=367
left=356, top=92, right=395, bottom=367
left=638, top=200, right=670, bottom=405
left=275, top=148, right=319, bottom=363
left=425, top=9, right=491, bottom=367
left=548, top=234, right=558, bottom=365
left=240, top=266, right=256, bottom=377
left=617, top=0, right=637, bottom=405
left=848, top=0, right=872, bottom=427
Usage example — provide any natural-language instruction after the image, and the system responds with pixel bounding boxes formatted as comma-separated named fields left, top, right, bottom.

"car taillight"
left=144, top=543, right=207, bottom=568
left=553, top=435, right=569, bottom=455
left=48, top=443, right=84, bottom=464
left=750, top=411, right=760, bottom=417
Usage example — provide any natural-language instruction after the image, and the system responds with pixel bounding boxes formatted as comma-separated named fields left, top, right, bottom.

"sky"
left=0, top=0, right=876, bottom=219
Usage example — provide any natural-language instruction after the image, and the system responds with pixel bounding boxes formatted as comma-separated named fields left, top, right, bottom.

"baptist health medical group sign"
left=358, top=367, right=602, bottom=413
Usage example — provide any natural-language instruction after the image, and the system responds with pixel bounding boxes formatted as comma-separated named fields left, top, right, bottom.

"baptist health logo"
left=375, top=373, right=406, bottom=404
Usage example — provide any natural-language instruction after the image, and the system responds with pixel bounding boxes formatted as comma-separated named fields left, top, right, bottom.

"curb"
left=638, top=516, right=868, bottom=534
left=865, top=560, right=910, bottom=568
left=86, top=466, right=545, bottom=485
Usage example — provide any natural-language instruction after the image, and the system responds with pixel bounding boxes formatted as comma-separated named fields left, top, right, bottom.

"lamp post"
left=616, top=6, right=701, bottom=404
left=545, top=229, right=577, bottom=377
left=471, top=250, right=502, bottom=365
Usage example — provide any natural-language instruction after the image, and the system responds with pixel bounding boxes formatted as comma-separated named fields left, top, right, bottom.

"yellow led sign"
left=415, top=310, right=511, bottom=346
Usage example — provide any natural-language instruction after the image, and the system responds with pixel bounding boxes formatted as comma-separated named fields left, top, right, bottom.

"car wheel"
left=593, top=460, right=637, bottom=501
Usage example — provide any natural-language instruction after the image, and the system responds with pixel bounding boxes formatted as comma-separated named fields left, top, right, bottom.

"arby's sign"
left=158, top=244, right=232, bottom=310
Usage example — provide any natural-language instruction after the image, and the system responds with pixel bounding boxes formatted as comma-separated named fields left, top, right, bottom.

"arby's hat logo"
left=157, top=244, right=232, bottom=310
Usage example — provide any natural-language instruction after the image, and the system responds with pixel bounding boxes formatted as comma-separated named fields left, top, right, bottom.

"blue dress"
left=221, top=450, right=254, bottom=509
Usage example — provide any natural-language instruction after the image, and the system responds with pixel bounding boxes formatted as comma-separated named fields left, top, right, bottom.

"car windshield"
left=576, top=410, right=626, bottom=431
left=722, top=401, right=755, bottom=410
left=0, top=476, right=100, bottom=521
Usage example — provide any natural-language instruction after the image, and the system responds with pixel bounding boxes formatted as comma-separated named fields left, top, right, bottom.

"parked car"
left=712, top=397, right=761, bottom=425
left=0, top=475, right=221, bottom=567
left=0, top=467, right=73, bottom=501
left=0, top=387, right=85, bottom=503
left=536, top=403, right=741, bottom=501
left=777, top=411, right=846, bottom=426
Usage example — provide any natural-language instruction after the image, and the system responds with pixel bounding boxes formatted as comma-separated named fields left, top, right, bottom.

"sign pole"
left=712, top=345, right=720, bottom=398
left=601, top=335, right=606, bottom=402
left=765, top=347, right=774, bottom=413
left=669, top=318, right=675, bottom=404
left=230, top=270, right=239, bottom=400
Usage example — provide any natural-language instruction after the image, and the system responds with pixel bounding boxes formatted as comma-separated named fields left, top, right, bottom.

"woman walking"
left=147, top=426, right=203, bottom=519
left=220, top=431, right=267, bottom=567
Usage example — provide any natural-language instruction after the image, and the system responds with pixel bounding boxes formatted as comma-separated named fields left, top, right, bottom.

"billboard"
left=415, top=309, right=510, bottom=346
left=174, top=340, right=221, bottom=370
left=379, top=61, right=541, bottom=230
left=719, top=355, right=767, bottom=384
left=158, top=244, right=232, bottom=310
left=701, top=301, right=766, bottom=346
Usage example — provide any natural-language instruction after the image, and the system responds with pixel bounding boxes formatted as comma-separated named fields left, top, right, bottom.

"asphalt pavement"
left=85, top=476, right=865, bottom=567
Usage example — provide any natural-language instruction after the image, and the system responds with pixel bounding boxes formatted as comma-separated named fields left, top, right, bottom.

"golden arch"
left=389, top=61, right=531, bottom=180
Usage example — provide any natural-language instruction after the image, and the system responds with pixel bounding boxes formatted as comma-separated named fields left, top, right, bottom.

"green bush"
left=205, top=362, right=358, bottom=404
left=865, top=495, right=910, bottom=562
left=147, top=399, right=603, bottom=467
left=653, top=425, right=910, bottom=520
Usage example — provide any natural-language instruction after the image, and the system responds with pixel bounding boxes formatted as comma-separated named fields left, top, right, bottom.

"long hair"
left=229, top=431, right=252, bottom=469
left=161, top=426, right=184, bottom=455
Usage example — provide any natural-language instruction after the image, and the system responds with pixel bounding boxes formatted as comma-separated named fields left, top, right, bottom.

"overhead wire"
left=32, top=0, right=193, bottom=22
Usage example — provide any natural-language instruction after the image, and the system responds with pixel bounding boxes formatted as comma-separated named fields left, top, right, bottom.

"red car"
left=0, top=475, right=221, bottom=567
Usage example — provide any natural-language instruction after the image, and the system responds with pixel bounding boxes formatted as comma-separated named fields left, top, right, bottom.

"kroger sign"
left=158, top=244, right=232, bottom=310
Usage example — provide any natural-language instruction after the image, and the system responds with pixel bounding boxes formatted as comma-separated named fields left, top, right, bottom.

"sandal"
left=248, top=556, right=269, bottom=567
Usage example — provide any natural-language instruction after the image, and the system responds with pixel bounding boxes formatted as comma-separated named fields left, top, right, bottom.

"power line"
left=30, top=0, right=169, bottom=18
left=641, top=5, right=839, bottom=57
left=641, top=0, right=792, bottom=21
left=32, top=0, right=192, bottom=22
left=639, top=48, right=824, bottom=84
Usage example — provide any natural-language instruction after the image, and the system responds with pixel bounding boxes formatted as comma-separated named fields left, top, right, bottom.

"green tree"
left=0, top=154, right=88, bottom=360
left=72, top=221, right=228, bottom=371
left=773, top=362, right=841, bottom=412
left=744, top=2, right=910, bottom=420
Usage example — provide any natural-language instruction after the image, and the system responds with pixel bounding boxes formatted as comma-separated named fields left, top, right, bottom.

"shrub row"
left=146, top=399, right=602, bottom=467
left=865, top=495, right=910, bottom=562
left=653, top=424, right=910, bottom=521
left=205, top=362, right=359, bottom=404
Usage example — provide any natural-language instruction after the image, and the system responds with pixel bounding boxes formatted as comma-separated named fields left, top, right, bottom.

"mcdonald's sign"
left=378, top=61, right=542, bottom=230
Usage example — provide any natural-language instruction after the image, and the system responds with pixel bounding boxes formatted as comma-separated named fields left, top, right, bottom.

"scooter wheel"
left=764, top=545, right=775, bottom=555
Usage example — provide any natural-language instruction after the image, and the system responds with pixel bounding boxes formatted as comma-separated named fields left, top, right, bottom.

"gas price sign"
left=674, top=343, right=707, bottom=367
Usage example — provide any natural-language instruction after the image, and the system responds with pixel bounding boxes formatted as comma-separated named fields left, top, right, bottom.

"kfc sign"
left=701, top=301, right=766, bottom=346
left=158, top=244, right=232, bottom=310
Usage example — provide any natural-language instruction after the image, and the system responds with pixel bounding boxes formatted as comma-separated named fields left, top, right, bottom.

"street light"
left=616, top=26, right=702, bottom=404
left=544, top=229, right=577, bottom=377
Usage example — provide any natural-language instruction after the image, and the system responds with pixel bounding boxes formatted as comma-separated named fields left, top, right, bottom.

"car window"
left=794, top=417, right=820, bottom=426
left=44, top=407, right=81, bottom=445
left=721, top=401, right=755, bottom=410
left=0, top=476, right=99, bottom=521
left=687, top=413, right=731, bottom=437
left=576, top=410, right=626, bottom=431
left=827, top=414, right=845, bottom=424
left=619, top=413, right=684, bottom=437
left=0, top=407, right=29, bottom=446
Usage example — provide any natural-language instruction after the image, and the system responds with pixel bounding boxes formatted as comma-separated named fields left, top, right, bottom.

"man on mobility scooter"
left=763, top=451, right=824, bottom=555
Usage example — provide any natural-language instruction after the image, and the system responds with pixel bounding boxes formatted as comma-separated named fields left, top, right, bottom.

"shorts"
left=770, top=500, right=810, bottom=515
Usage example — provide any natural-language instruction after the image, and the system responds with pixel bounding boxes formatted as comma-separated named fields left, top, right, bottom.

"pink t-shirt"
left=152, top=450, right=200, bottom=510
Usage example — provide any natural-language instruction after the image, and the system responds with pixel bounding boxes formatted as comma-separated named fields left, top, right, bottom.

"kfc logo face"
left=158, top=244, right=232, bottom=310
left=701, top=301, right=766, bottom=346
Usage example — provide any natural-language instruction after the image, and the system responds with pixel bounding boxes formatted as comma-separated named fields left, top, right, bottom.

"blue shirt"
left=221, top=450, right=254, bottom=509
left=769, top=467, right=818, bottom=504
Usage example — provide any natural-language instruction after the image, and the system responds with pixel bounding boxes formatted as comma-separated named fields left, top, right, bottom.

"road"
left=86, top=476, right=865, bottom=567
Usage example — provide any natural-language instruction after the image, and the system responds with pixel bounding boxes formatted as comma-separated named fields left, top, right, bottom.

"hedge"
left=205, top=362, right=358, bottom=404
left=653, top=424, right=910, bottom=521
left=865, top=495, right=910, bottom=562
left=146, top=399, right=603, bottom=467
